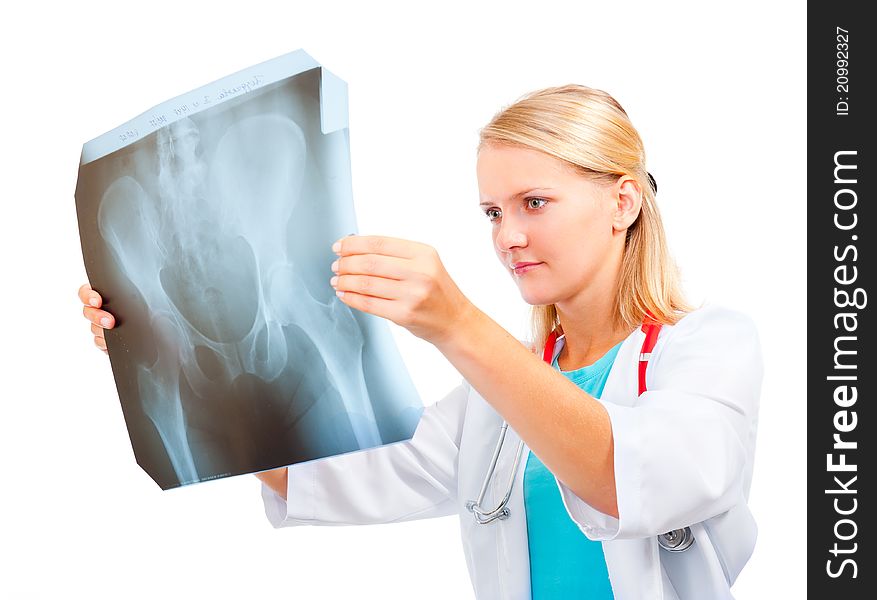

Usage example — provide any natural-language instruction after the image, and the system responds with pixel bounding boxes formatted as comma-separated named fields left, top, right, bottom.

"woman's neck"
left=552, top=248, right=633, bottom=370
left=555, top=304, right=635, bottom=371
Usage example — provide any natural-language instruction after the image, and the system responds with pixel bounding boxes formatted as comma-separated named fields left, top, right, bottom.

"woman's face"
left=476, top=143, right=633, bottom=309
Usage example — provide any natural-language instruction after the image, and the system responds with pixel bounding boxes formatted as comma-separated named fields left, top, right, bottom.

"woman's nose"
left=495, top=220, right=527, bottom=252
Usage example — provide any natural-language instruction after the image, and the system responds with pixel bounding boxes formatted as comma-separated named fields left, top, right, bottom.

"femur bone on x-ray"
left=75, top=51, right=423, bottom=490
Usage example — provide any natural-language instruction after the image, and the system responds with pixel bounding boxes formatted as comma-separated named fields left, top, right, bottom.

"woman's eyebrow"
left=479, top=188, right=555, bottom=207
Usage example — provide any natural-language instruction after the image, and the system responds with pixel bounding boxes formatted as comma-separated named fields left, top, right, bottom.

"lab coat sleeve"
left=556, top=306, right=763, bottom=540
left=261, top=381, right=470, bottom=527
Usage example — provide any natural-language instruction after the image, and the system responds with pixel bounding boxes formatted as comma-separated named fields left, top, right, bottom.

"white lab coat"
left=262, top=304, right=762, bottom=599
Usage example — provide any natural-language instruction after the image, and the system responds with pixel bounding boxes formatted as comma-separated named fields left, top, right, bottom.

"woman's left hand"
left=330, top=235, right=477, bottom=347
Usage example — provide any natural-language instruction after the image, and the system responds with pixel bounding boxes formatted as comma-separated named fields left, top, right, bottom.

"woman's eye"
left=484, top=199, right=544, bottom=222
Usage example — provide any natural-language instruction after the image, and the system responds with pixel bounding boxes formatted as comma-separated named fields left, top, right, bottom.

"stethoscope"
left=465, top=315, right=694, bottom=552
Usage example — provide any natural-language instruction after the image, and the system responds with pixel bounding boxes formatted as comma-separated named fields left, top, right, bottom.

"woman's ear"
left=612, top=176, right=643, bottom=232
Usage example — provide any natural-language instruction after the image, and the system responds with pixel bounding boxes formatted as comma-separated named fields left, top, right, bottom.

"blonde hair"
left=477, top=84, right=693, bottom=351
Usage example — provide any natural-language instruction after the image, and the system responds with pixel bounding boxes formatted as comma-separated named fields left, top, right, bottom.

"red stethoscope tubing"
left=542, top=311, right=662, bottom=397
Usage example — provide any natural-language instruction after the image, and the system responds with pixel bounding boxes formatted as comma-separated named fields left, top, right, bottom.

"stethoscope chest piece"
left=658, top=527, right=695, bottom=552
left=465, top=500, right=511, bottom=522
left=465, top=422, right=525, bottom=525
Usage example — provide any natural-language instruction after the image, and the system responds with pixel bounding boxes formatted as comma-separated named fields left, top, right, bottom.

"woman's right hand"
left=255, top=468, right=289, bottom=500
left=79, top=283, right=115, bottom=354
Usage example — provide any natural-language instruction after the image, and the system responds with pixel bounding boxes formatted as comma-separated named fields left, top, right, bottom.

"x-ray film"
left=75, top=50, right=423, bottom=490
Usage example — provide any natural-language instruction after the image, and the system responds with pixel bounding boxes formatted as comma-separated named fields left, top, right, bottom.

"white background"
left=1, top=1, right=805, bottom=598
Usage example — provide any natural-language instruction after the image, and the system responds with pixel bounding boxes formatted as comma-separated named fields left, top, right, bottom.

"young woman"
left=80, top=84, right=762, bottom=599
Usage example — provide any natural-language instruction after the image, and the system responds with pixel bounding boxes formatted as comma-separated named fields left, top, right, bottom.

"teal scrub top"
left=523, top=339, right=623, bottom=599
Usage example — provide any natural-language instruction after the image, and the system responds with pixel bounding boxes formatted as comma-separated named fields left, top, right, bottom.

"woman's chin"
left=515, top=285, right=555, bottom=307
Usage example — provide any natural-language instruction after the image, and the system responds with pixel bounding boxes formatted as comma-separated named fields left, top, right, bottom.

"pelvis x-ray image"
left=75, top=51, right=423, bottom=489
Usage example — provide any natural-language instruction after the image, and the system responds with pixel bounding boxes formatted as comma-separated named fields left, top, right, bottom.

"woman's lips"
left=512, top=262, right=543, bottom=276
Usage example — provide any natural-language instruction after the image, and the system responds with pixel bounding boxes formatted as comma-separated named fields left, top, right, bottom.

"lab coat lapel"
left=599, top=326, right=646, bottom=408
left=496, top=424, right=531, bottom=599
left=460, top=389, right=532, bottom=599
